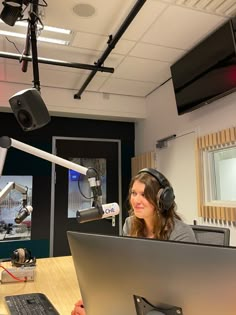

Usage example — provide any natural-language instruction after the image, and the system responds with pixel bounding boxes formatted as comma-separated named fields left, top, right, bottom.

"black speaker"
left=9, top=88, right=51, bottom=131
left=138, top=168, right=175, bottom=213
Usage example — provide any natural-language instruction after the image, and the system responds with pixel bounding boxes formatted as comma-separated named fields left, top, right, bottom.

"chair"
left=190, top=225, right=230, bottom=246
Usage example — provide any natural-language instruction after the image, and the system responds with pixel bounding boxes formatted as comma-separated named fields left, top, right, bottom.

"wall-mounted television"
left=170, top=17, right=236, bottom=115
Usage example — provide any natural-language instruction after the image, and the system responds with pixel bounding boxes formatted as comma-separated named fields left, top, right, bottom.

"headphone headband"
left=138, top=168, right=175, bottom=212
left=138, top=168, right=168, bottom=188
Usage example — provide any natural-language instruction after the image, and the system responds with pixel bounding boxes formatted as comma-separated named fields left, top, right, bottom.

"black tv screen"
left=170, top=17, right=236, bottom=115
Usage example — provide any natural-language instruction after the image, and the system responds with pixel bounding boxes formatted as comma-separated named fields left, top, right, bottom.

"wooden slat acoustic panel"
left=196, top=126, right=236, bottom=222
left=131, top=151, right=155, bottom=177
left=201, top=205, right=236, bottom=221
left=198, top=126, right=236, bottom=149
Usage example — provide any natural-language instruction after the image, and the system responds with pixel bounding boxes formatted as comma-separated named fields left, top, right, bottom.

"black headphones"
left=138, top=168, right=175, bottom=213
left=11, top=248, right=36, bottom=267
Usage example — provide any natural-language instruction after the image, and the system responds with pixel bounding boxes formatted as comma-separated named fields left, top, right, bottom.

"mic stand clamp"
left=86, top=167, right=103, bottom=202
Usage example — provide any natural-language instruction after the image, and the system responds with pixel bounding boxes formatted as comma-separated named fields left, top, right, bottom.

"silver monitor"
left=67, top=231, right=236, bottom=315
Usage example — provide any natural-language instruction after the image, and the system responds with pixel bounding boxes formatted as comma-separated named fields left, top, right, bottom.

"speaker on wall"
left=9, top=88, right=51, bottom=131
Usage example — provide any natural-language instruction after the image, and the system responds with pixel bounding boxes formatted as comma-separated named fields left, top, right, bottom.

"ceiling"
left=0, top=0, right=234, bottom=99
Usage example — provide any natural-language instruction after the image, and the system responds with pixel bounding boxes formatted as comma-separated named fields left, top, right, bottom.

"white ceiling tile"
left=130, top=43, right=186, bottom=62
left=41, top=0, right=134, bottom=35
left=72, top=32, right=108, bottom=51
left=123, top=0, right=168, bottom=41
left=141, top=6, right=226, bottom=49
left=113, top=39, right=136, bottom=55
left=103, top=53, right=125, bottom=68
left=6, top=64, right=33, bottom=84
left=113, top=56, right=170, bottom=83
left=5, top=38, right=24, bottom=54
left=100, top=77, right=157, bottom=97
left=81, top=75, right=110, bottom=91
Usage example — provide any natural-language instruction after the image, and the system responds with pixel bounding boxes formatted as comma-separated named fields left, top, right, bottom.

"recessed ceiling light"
left=73, top=3, right=96, bottom=18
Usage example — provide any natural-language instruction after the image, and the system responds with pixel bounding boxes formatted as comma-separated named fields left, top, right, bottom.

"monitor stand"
left=134, top=295, right=183, bottom=315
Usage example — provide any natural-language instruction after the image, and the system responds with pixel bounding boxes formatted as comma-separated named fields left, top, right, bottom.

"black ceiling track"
left=0, top=51, right=114, bottom=73
left=74, top=0, right=147, bottom=99
left=0, top=0, right=146, bottom=99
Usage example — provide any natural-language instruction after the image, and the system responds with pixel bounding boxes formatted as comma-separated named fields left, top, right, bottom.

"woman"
left=123, top=168, right=196, bottom=242
left=71, top=168, right=196, bottom=314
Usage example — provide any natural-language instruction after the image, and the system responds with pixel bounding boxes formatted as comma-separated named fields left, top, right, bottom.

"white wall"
left=135, top=80, right=236, bottom=246
left=135, top=80, right=236, bottom=154
left=155, top=132, right=197, bottom=225
left=0, top=81, right=147, bottom=122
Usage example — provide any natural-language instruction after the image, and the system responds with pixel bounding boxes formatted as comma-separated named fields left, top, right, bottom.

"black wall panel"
left=0, top=112, right=134, bottom=256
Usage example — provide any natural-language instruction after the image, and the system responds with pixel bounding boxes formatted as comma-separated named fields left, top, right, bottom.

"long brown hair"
left=128, top=172, right=181, bottom=240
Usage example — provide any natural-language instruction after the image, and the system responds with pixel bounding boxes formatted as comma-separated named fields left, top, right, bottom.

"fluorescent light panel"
left=0, top=30, right=70, bottom=45
left=0, top=19, right=72, bottom=34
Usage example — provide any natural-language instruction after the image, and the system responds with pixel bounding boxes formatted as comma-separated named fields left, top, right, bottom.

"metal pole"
left=74, top=0, right=147, bottom=99
left=0, top=51, right=114, bottom=73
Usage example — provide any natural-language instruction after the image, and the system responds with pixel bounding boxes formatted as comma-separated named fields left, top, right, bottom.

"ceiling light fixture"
left=0, top=29, right=70, bottom=45
left=0, top=19, right=72, bottom=34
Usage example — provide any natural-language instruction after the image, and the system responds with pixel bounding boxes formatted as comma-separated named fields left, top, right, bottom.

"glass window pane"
left=68, top=158, right=106, bottom=218
left=0, top=175, right=33, bottom=241
left=210, top=146, right=236, bottom=201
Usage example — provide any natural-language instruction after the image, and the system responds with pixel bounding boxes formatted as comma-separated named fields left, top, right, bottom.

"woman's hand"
left=71, top=299, right=86, bottom=315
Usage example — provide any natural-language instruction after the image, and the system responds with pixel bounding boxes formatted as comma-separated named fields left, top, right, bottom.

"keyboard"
left=5, top=293, right=60, bottom=315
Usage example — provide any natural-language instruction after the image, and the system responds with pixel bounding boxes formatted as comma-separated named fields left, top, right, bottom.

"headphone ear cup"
left=158, top=186, right=175, bottom=212
left=138, top=168, right=175, bottom=212
left=11, top=248, right=36, bottom=267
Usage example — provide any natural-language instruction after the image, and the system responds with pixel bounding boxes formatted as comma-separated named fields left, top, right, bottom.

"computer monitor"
left=67, top=231, right=236, bottom=315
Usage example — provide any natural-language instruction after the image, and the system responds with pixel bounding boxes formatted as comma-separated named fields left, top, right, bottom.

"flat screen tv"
left=170, top=17, right=236, bottom=115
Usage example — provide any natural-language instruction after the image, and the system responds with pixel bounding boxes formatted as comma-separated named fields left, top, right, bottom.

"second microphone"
left=76, top=202, right=120, bottom=223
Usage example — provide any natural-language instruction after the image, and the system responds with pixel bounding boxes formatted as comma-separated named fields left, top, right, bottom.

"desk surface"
left=0, top=256, right=81, bottom=315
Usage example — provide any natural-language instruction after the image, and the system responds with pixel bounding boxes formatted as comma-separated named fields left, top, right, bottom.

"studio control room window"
left=0, top=175, right=33, bottom=241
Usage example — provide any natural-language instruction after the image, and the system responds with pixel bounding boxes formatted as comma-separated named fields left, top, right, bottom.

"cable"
left=5, top=37, right=21, bottom=54
left=77, top=179, right=93, bottom=200
left=0, top=265, right=27, bottom=282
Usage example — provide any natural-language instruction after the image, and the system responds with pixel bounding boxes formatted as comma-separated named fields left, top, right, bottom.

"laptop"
left=67, top=231, right=236, bottom=315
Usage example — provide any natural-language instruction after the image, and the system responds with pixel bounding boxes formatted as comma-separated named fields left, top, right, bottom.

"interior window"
left=67, top=157, right=107, bottom=218
left=209, top=146, right=236, bottom=201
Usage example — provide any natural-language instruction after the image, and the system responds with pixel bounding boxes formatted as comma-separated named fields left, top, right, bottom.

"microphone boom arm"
left=0, top=181, right=28, bottom=204
left=0, top=136, right=106, bottom=221
left=0, top=137, right=88, bottom=175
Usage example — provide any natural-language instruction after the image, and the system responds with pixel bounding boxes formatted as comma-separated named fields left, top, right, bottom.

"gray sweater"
left=123, top=216, right=196, bottom=243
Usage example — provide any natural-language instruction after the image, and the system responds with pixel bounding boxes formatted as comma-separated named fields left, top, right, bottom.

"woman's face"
left=130, top=179, right=155, bottom=220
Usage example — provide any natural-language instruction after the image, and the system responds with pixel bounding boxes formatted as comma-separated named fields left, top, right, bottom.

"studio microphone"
left=15, top=205, right=33, bottom=224
left=21, top=26, right=31, bottom=73
left=76, top=202, right=120, bottom=223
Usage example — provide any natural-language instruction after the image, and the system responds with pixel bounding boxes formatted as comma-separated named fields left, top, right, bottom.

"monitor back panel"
left=67, top=231, right=236, bottom=315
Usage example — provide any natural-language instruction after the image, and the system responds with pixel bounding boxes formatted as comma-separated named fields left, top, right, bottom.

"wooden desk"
left=0, top=256, right=81, bottom=315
